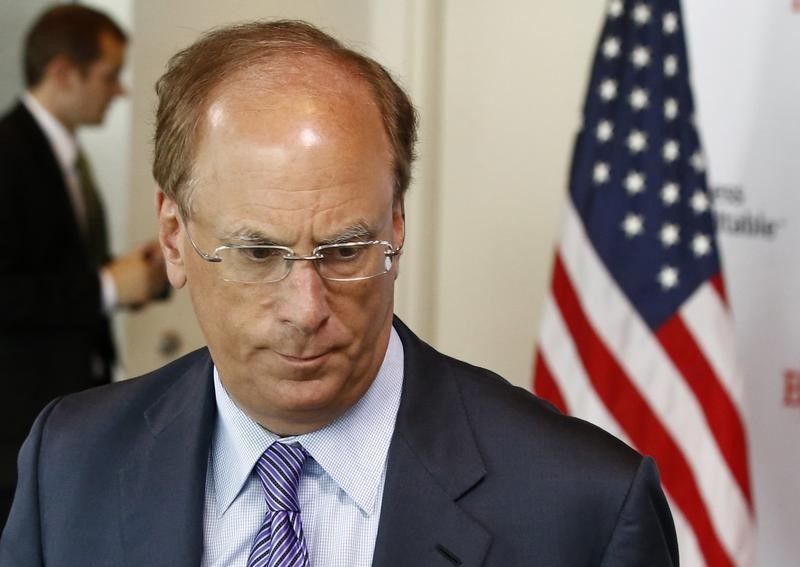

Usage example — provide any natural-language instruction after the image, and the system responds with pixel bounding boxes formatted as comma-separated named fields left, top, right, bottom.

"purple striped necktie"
left=246, top=442, right=310, bottom=567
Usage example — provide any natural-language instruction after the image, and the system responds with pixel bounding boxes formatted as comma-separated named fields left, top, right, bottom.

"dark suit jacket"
left=0, top=102, right=114, bottom=491
left=0, top=318, right=678, bottom=566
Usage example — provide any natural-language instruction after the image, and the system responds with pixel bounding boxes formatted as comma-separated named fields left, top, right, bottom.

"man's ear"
left=392, top=197, right=406, bottom=249
left=391, top=197, right=405, bottom=280
left=46, top=55, right=81, bottom=88
left=156, top=188, right=187, bottom=289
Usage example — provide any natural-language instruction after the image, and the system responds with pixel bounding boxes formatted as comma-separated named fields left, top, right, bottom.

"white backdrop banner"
left=684, top=1, right=800, bottom=565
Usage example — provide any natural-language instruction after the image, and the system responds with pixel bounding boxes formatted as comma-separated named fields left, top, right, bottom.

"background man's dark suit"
left=0, top=319, right=678, bottom=566
left=0, top=103, right=114, bottom=513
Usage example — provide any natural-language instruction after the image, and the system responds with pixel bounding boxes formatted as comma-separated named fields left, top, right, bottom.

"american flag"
left=533, top=1, right=756, bottom=565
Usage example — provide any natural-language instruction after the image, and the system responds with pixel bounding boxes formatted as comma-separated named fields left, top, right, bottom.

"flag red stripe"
left=533, top=349, right=569, bottom=413
left=709, top=272, right=728, bottom=305
left=551, top=253, right=733, bottom=566
left=656, top=314, right=753, bottom=508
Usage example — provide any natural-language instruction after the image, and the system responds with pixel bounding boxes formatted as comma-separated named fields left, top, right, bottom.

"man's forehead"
left=203, top=57, right=377, bottom=126
left=186, top=56, right=394, bottom=226
left=188, top=187, right=395, bottom=249
left=193, top=66, right=391, bottom=181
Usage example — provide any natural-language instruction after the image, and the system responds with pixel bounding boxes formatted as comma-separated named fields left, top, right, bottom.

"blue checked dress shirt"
left=202, top=328, right=404, bottom=567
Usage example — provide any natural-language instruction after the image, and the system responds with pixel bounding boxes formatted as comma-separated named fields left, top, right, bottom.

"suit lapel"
left=117, top=321, right=491, bottom=565
left=372, top=319, right=491, bottom=567
left=119, top=351, right=216, bottom=567
left=11, top=103, right=88, bottom=267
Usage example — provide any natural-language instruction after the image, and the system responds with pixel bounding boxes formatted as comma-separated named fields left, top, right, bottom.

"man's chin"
left=263, top=381, right=354, bottom=434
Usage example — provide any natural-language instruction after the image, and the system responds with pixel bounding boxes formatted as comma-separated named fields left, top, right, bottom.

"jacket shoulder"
left=0, top=103, right=50, bottom=179
left=0, top=103, right=34, bottom=146
left=39, top=348, right=212, bottom=441
left=451, top=351, right=641, bottom=471
left=394, top=314, right=642, bottom=479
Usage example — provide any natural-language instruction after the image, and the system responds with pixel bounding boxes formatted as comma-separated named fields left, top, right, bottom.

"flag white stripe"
left=680, top=282, right=746, bottom=411
left=668, top=495, right=706, bottom=567
left=558, top=202, right=754, bottom=560
left=539, top=296, right=629, bottom=443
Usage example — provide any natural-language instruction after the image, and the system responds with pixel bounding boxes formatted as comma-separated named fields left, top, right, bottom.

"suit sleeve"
left=599, top=456, right=680, bottom=566
left=0, top=399, right=60, bottom=566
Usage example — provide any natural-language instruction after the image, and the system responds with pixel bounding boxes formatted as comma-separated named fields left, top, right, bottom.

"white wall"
left=0, top=1, right=53, bottom=110
left=684, top=3, right=800, bottom=564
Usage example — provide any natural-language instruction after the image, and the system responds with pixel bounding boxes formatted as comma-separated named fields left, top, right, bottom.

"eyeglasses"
left=183, top=222, right=403, bottom=284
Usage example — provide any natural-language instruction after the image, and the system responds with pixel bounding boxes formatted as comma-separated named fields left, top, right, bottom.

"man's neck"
left=27, top=85, right=76, bottom=133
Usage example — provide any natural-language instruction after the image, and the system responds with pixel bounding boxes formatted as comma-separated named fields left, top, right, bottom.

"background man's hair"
left=153, top=20, right=418, bottom=217
left=24, top=4, right=127, bottom=88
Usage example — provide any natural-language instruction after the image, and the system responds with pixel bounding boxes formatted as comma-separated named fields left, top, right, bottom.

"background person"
left=0, top=4, right=167, bottom=527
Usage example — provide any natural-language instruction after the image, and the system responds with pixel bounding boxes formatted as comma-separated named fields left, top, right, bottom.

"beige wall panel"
left=432, top=1, right=604, bottom=386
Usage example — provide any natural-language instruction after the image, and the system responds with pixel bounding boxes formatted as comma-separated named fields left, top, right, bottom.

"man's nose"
left=276, top=260, right=331, bottom=335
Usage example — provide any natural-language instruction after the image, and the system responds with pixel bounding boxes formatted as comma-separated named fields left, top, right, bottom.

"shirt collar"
left=211, top=326, right=404, bottom=517
left=22, top=91, right=78, bottom=173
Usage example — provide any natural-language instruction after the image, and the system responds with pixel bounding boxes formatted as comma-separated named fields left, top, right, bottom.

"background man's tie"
left=246, top=442, right=311, bottom=567
left=74, top=150, right=111, bottom=268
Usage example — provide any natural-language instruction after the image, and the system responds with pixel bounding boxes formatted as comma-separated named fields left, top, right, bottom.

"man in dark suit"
left=0, top=20, right=679, bottom=566
left=0, top=5, right=167, bottom=527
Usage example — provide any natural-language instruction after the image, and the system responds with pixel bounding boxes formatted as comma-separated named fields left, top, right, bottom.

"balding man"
left=0, top=20, right=678, bottom=566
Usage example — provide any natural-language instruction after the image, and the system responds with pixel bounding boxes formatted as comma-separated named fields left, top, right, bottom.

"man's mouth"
left=274, top=350, right=332, bottom=365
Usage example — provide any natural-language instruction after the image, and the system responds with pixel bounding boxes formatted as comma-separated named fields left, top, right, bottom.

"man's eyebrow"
left=220, top=228, right=284, bottom=246
left=218, top=221, right=379, bottom=246
left=318, top=222, right=376, bottom=245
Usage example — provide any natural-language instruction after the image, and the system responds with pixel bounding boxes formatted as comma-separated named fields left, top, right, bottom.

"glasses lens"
left=217, top=246, right=289, bottom=283
left=317, top=242, right=391, bottom=281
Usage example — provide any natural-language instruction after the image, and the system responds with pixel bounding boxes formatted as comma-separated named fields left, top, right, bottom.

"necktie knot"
left=254, top=442, right=308, bottom=512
